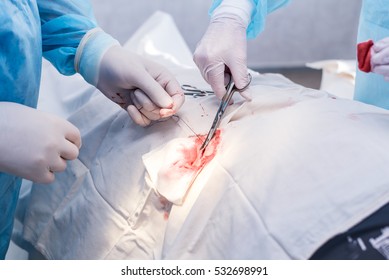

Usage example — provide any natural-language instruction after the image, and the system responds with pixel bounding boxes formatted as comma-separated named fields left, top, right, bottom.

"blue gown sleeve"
left=38, top=0, right=118, bottom=84
left=209, top=0, right=290, bottom=39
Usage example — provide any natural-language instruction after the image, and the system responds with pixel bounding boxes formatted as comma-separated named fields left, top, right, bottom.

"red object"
left=169, top=130, right=222, bottom=177
left=357, top=39, right=374, bottom=73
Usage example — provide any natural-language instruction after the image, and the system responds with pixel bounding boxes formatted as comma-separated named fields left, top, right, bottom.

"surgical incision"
left=158, top=129, right=221, bottom=183
left=181, top=129, right=221, bottom=170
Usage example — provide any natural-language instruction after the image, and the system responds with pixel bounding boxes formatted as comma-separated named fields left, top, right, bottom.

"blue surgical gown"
left=354, top=0, right=389, bottom=109
left=209, top=0, right=290, bottom=39
left=0, top=0, right=117, bottom=259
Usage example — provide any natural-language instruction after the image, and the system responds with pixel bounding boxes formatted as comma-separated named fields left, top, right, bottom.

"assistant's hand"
left=0, top=102, right=81, bottom=183
left=97, top=46, right=185, bottom=126
left=371, top=37, right=389, bottom=81
left=193, top=14, right=250, bottom=100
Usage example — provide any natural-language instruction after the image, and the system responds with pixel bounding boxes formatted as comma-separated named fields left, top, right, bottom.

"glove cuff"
left=75, top=28, right=120, bottom=86
left=210, top=0, right=254, bottom=28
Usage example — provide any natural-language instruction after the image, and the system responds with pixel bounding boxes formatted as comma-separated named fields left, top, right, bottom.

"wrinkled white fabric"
left=20, top=70, right=389, bottom=260
left=162, top=77, right=389, bottom=259
left=18, top=12, right=389, bottom=260
left=143, top=137, right=200, bottom=205
left=306, top=60, right=356, bottom=100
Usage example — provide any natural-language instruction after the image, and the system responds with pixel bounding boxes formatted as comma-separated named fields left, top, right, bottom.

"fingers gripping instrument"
left=200, top=73, right=252, bottom=152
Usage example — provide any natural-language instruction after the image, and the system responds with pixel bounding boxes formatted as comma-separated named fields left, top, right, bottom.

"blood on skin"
left=168, top=129, right=221, bottom=177
left=158, top=196, right=171, bottom=220
left=180, top=130, right=220, bottom=170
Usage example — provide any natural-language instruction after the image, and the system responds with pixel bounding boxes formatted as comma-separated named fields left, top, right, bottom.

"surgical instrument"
left=181, top=84, right=214, bottom=98
left=200, top=74, right=252, bottom=151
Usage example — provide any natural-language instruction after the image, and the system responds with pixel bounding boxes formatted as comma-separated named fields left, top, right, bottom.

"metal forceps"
left=181, top=84, right=214, bottom=98
left=200, top=73, right=252, bottom=151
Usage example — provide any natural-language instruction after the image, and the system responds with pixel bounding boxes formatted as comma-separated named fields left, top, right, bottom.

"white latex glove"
left=371, top=37, right=389, bottom=81
left=97, top=46, right=185, bottom=126
left=0, top=102, right=81, bottom=183
left=193, top=14, right=251, bottom=100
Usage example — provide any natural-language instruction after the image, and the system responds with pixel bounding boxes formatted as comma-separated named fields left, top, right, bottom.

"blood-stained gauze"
left=142, top=130, right=221, bottom=205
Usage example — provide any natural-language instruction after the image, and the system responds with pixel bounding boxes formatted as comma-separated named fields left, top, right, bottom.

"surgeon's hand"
left=97, top=46, right=185, bottom=126
left=193, top=14, right=250, bottom=100
left=0, top=102, right=81, bottom=183
left=371, top=37, right=389, bottom=81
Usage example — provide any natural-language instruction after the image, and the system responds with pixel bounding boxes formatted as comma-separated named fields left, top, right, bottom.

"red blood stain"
left=157, top=130, right=222, bottom=209
left=168, top=130, right=221, bottom=177
left=159, top=196, right=172, bottom=220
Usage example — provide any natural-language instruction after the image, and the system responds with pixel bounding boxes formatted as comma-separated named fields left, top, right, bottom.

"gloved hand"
left=97, top=46, right=185, bottom=126
left=371, top=37, right=389, bottom=81
left=193, top=14, right=251, bottom=100
left=0, top=102, right=81, bottom=183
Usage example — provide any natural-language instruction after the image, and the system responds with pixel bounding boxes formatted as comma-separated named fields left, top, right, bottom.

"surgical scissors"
left=200, top=73, right=252, bottom=151
left=181, top=84, right=214, bottom=98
